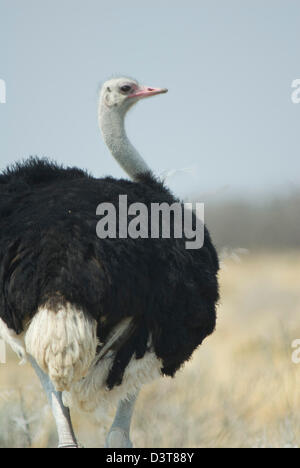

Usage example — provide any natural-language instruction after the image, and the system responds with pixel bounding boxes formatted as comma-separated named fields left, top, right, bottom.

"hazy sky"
left=0, top=0, right=299, bottom=199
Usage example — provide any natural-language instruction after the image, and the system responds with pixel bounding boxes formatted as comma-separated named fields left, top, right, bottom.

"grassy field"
left=1, top=250, right=300, bottom=448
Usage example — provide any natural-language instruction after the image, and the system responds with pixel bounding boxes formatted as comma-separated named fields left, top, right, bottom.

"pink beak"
left=129, top=86, right=168, bottom=99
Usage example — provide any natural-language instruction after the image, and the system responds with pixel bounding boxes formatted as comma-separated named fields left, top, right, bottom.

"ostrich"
left=0, top=77, right=219, bottom=448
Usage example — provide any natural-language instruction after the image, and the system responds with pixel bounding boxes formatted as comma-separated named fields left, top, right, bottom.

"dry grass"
left=1, top=250, right=300, bottom=448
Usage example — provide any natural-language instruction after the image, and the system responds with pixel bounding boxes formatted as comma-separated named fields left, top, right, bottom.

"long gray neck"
left=99, top=105, right=151, bottom=181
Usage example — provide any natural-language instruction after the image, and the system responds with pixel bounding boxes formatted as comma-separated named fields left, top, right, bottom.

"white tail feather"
left=25, top=304, right=97, bottom=391
left=0, top=318, right=26, bottom=364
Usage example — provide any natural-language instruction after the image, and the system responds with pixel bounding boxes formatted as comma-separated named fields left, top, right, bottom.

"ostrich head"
left=100, top=77, right=168, bottom=114
left=98, top=77, right=168, bottom=180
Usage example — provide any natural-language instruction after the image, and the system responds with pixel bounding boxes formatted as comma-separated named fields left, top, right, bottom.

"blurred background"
left=0, top=0, right=299, bottom=448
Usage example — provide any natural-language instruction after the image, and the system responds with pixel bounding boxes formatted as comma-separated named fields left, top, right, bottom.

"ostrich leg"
left=105, top=392, right=139, bottom=448
left=28, top=355, right=79, bottom=448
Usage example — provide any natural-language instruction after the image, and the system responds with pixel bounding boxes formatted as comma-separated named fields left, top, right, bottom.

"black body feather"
left=0, top=157, right=219, bottom=388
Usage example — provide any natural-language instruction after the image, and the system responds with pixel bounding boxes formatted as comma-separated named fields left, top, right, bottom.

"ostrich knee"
left=105, top=392, right=139, bottom=448
left=29, top=355, right=79, bottom=448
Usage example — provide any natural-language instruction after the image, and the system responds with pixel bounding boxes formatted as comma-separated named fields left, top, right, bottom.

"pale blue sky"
left=0, top=0, right=299, bottom=199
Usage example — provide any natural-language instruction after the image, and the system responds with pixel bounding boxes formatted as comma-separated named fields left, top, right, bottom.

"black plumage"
left=0, top=157, right=219, bottom=389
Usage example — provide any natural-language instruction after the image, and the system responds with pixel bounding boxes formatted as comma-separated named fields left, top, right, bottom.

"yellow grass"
left=1, top=251, right=300, bottom=448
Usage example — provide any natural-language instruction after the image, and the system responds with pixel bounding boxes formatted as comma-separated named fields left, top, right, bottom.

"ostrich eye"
left=120, top=85, right=132, bottom=94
